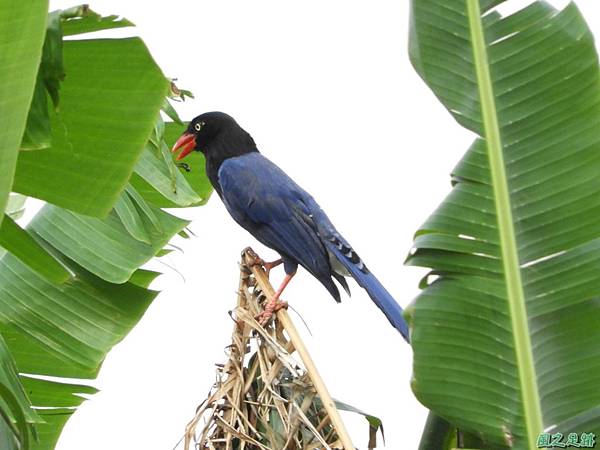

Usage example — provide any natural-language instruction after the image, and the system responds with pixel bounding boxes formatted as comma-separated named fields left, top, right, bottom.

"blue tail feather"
left=325, top=239, right=410, bottom=342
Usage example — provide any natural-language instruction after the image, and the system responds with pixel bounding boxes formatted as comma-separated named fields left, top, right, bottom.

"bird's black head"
left=171, top=112, right=257, bottom=162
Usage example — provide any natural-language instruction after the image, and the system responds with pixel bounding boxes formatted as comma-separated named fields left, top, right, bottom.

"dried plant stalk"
left=183, top=248, right=355, bottom=450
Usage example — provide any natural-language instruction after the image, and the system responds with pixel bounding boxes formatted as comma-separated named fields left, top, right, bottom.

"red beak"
left=171, top=133, right=196, bottom=160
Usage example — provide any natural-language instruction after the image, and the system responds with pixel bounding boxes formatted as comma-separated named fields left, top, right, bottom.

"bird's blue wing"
left=218, top=153, right=339, bottom=297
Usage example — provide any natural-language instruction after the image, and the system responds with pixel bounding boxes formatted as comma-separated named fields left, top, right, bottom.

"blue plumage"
left=173, top=112, right=410, bottom=342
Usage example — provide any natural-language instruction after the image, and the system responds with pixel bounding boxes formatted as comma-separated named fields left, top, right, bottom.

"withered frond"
left=183, top=248, right=355, bottom=450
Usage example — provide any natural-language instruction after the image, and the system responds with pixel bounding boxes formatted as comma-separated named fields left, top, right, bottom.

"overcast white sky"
left=40, top=1, right=600, bottom=449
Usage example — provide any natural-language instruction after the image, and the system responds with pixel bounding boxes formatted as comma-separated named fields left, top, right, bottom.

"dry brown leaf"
left=183, top=248, right=357, bottom=450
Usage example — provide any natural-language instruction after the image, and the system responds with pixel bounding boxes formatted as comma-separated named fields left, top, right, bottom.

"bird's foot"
left=255, top=298, right=288, bottom=326
left=243, top=248, right=282, bottom=278
left=262, top=258, right=283, bottom=278
left=243, top=247, right=262, bottom=267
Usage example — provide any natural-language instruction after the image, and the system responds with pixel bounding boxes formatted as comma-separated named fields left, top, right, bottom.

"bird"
left=172, top=112, right=409, bottom=342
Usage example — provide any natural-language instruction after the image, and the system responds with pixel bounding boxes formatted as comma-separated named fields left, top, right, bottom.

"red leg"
left=263, top=258, right=283, bottom=277
left=256, top=271, right=296, bottom=325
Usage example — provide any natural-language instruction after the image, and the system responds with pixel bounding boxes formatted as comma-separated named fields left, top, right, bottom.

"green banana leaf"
left=0, top=6, right=212, bottom=448
left=130, top=121, right=213, bottom=208
left=0, top=335, right=41, bottom=449
left=0, top=215, right=70, bottom=284
left=0, top=249, right=158, bottom=449
left=417, top=412, right=453, bottom=450
left=0, top=187, right=188, bottom=449
left=406, top=1, right=600, bottom=449
left=21, top=6, right=134, bottom=151
left=0, top=195, right=28, bottom=261
left=5, top=195, right=27, bottom=222
left=13, top=33, right=168, bottom=217
left=130, top=116, right=209, bottom=208
left=133, top=144, right=203, bottom=207
left=20, top=377, right=97, bottom=450
left=1, top=6, right=200, bottom=305
left=21, top=73, right=52, bottom=151
left=0, top=0, right=48, bottom=227
left=29, top=198, right=188, bottom=284
left=61, top=6, right=134, bottom=36
left=165, top=121, right=213, bottom=203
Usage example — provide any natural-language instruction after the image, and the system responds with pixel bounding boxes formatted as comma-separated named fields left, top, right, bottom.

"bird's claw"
left=255, top=299, right=288, bottom=326
left=243, top=247, right=262, bottom=266
left=242, top=248, right=282, bottom=278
